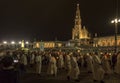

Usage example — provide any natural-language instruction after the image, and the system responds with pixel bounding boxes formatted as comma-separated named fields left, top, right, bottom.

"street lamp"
left=19, top=41, right=22, bottom=44
left=3, top=41, right=7, bottom=44
left=111, top=18, right=120, bottom=53
left=25, top=41, right=29, bottom=44
left=11, top=41, right=15, bottom=45
left=25, top=41, right=29, bottom=48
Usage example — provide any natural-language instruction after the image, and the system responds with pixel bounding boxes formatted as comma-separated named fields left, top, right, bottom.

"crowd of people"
left=0, top=49, right=120, bottom=83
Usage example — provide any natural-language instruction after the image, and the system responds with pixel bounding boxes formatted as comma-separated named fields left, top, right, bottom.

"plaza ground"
left=19, top=65, right=120, bottom=83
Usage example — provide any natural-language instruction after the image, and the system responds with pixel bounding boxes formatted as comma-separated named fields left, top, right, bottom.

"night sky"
left=0, top=0, right=120, bottom=41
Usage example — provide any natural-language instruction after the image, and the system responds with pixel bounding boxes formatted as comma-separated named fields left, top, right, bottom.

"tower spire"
left=75, top=3, right=81, bottom=26
left=72, top=3, right=90, bottom=40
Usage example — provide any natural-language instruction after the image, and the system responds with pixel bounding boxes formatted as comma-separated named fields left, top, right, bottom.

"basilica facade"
left=33, top=4, right=91, bottom=49
left=33, top=4, right=120, bottom=49
left=72, top=4, right=90, bottom=40
left=69, top=4, right=91, bottom=47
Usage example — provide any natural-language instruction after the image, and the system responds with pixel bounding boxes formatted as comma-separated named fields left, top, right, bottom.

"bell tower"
left=72, top=4, right=82, bottom=40
left=72, top=4, right=89, bottom=40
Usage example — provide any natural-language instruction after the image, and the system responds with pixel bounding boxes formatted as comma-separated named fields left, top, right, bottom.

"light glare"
left=3, top=41, right=7, bottom=44
left=111, top=20, right=114, bottom=23
left=25, top=41, right=29, bottom=44
left=111, top=18, right=120, bottom=24
left=118, top=19, right=120, bottom=22
left=115, top=19, right=118, bottom=23
left=19, top=41, right=22, bottom=44
left=11, top=41, right=15, bottom=44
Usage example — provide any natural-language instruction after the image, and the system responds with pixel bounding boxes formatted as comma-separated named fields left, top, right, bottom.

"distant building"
left=94, top=35, right=120, bottom=47
left=72, top=4, right=90, bottom=40
left=33, top=41, right=63, bottom=49
left=33, top=4, right=92, bottom=49
left=70, top=4, right=91, bottom=47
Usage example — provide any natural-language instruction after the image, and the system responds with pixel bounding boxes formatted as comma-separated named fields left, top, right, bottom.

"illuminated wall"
left=95, top=36, right=120, bottom=46
left=34, top=42, right=56, bottom=48
left=72, top=4, right=90, bottom=40
left=44, top=42, right=55, bottom=48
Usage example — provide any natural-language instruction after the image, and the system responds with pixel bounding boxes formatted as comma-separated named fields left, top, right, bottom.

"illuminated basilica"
left=34, top=4, right=91, bottom=49
left=33, top=3, right=119, bottom=49
left=72, top=4, right=90, bottom=40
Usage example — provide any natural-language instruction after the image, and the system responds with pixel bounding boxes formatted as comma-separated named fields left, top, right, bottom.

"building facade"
left=94, top=36, right=120, bottom=47
left=33, top=41, right=63, bottom=49
left=33, top=4, right=91, bottom=49
left=72, top=4, right=90, bottom=40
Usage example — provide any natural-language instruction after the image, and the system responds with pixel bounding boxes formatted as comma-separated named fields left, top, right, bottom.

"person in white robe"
left=101, top=54, right=112, bottom=75
left=30, top=53, right=35, bottom=67
left=86, top=53, right=94, bottom=73
left=20, top=54, right=27, bottom=72
left=115, top=52, right=120, bottom=74
left=92, top=52, right=105, bottom=83
left=35, top=53, right=42, bottom=75
left=47, top=54, right=57, bottom=76
left=66, top=53, right=72, bottom=80
left=58, top=53, right=64, bottom=69
left=70, top=54, right=80, bottom=82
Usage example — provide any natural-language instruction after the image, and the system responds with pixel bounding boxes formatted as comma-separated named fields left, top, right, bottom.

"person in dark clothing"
left=0, top=56, right=19, bottom=83
left=112, top=53, right=117, bottom=70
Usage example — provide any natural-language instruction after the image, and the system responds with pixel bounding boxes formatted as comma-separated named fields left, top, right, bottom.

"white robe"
left=70, top=56, right=80, bottom=80
left=115, top=54, right=120, bottom=74
left=66, top=54, right=71, bottom=76
left=101, top=55, right=112, bottom=74
left=58, top=54, right=64, bottom=69
left=30, top=54, right=35, bottom=64
left=86, top=55, right=93, bottom=72
left=35, top=55, right=42, bottom=74
left=92, top=55, right=105, bottom=81
left=47, top=56, right=57, bottom=76
left=20, top=54, right=27, bottom=66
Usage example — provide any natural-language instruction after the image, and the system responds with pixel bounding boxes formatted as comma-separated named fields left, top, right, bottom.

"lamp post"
left=111, top=18, right=120, bottom=53
left=3, top=41, right=7, bottom=44
left=3, top=41, right=7, bottom=50
left=25, top=41, right=29, bottom=48
left=11, top=41, right=16, bottom=49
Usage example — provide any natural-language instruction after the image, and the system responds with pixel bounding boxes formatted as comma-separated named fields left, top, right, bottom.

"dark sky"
left=0, top=0, right=120, bottom=41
